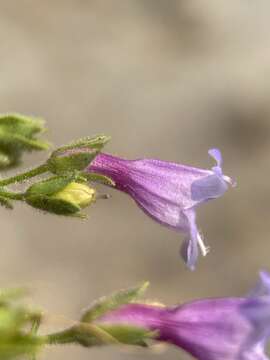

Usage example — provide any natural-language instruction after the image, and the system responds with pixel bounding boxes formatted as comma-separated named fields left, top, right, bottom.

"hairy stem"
left=44, top=328, right=77, bottom=345
left=0, top=190, right=25, bottom=200
left=0, top=164, right=48, bottom=186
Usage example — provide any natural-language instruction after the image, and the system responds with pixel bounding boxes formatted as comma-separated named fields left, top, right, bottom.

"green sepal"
left=83, top=172, right=115, bottom=186
left=0, top=133, right=49, bottom=152
left=100, top=324, right=156, bottom=346
left=81, top=282, right=149, bottom=323
left=47, top=135, right=110, bottom=175
left=0, top=113, right=46, bottom=136
left=8, top=134, right=50, bottom=151
left=26, top=176, right=74, bottom=197
left=0, top=113, right=50, bottom=169
left=48, top=149, right=99, bottom=175
left=26, top=195, right=81, bottom=216
left=62, top=323, right=119, bottom=347
left=62, top=323, right=154, bottom=348
left=54, top=135, right=110, bottom=153
left=25, top=176, right=80, bottom=215
left=25, top=176, right=96, bottom=216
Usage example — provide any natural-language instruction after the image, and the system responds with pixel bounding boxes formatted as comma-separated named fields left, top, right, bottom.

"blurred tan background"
left=0, top=1, right=270, bottom=359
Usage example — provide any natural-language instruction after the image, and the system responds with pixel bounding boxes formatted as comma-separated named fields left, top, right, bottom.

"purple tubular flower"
left=96, top=271, right=270, bottom=360
left=88, top=149, right=234, bottom=270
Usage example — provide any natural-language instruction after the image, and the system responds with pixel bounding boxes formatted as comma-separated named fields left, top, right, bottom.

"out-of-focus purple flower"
left=88, top=149, right=234, bottom=270
left=96, top=271, right=270, bottom=360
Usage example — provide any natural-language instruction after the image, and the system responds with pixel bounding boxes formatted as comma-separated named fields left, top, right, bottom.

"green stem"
left=0, top=190, right=25, bottom=200
left=0, top=164, right=48, bottom=186
left=43, top=328, right=78, bottom=345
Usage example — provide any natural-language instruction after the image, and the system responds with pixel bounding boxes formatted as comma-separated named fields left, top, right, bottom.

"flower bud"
left=0, top=113, right=50, bottom=168
left=25, top=177, right=96, bottom=216
left=53, top=182, right=96, bottom=209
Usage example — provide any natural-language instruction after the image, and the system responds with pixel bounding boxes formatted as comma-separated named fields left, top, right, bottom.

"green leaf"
left=81, top=282, right=149, bottom=323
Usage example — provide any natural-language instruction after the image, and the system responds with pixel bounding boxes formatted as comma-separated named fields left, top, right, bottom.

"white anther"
left=197, top=233, right=210, bottom=257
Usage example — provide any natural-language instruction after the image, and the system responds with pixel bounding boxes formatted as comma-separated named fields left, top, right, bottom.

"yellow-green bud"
left=52, top=182, right=96, bottom=209
left=26, top=177, right=96, bottom=216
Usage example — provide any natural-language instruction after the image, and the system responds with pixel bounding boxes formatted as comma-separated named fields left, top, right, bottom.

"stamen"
left=96, top=193, right=111, bottom=200
left=197, top=233, right=210, bottom=256
left=223, top=175, right=237, bottom=187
